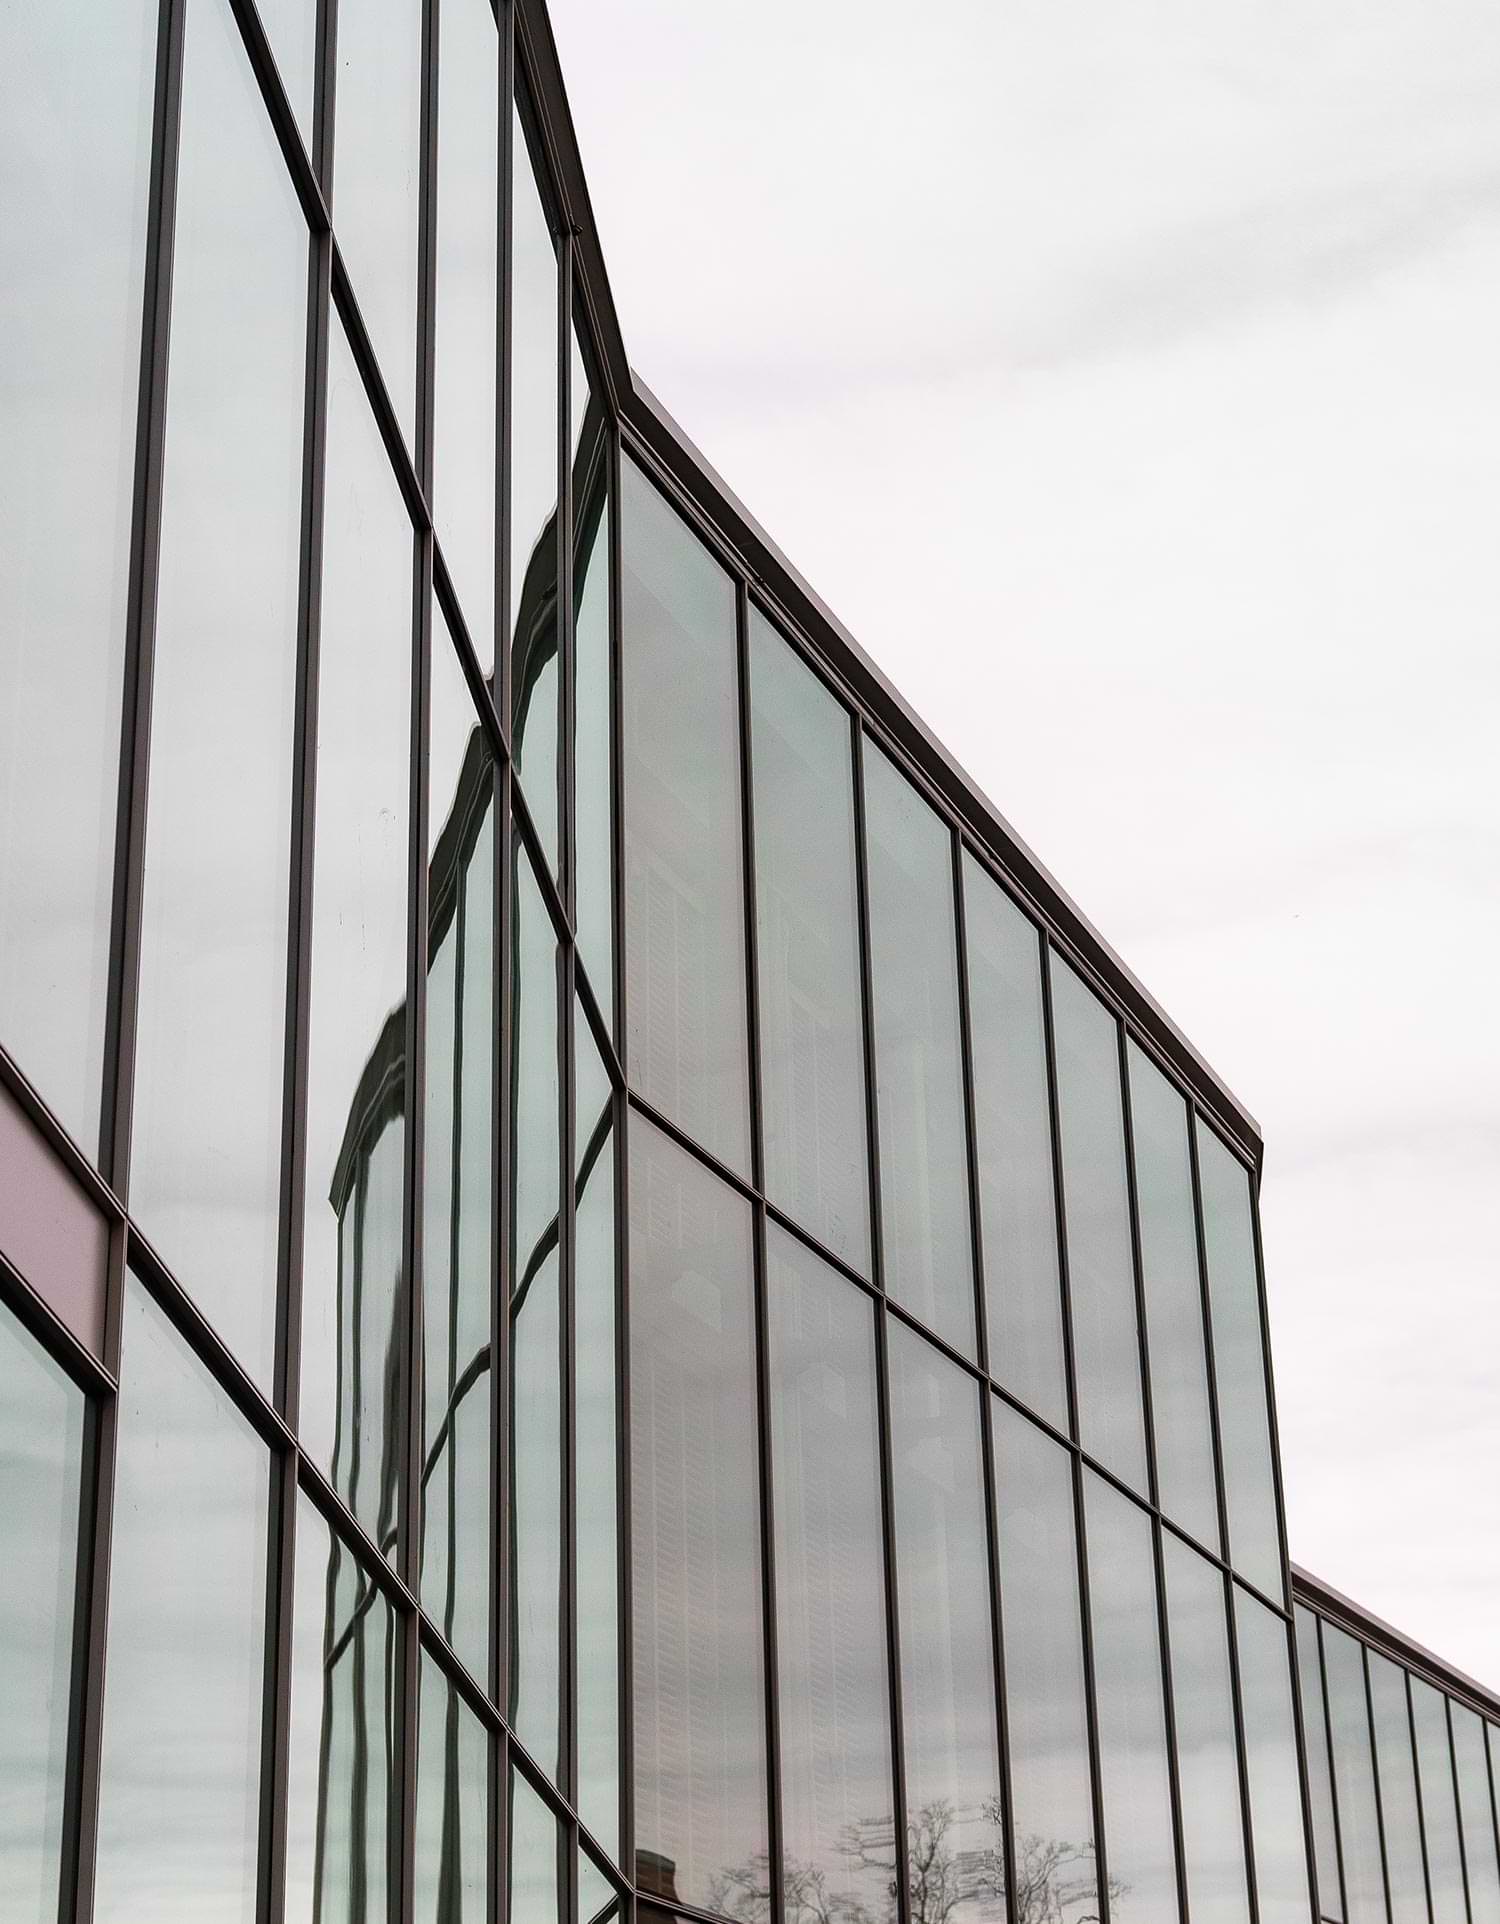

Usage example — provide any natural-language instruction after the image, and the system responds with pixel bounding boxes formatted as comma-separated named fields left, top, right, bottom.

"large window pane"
left=0, top=0, right=156, bottom=1149
left=510, top=107, right=561, bottom=870
left=576, top=1002, right=620, bottom=1859
left=414, top=1654, right=487, bottom=1922
left=1453, top=1704, right=1500, bottom=1924
left=331, top=0, right=421, bottom=442
left=1083, top=1473, right=1179, bottom=1924
left=768, top=1227, right=894, bottom=1922
left=750, top=615, right=870, bottom=1274
left=509, top=1769, right=561, bottom=1923
left=865, top=748, right=974, bottom=1355
left=257, top=0, right=315, bottom=145
left=433, top=0, right=498, bottom=668
left=1050, top=956, right=1147, bottom=1491
left=1413, top=1677, right=1466, bottom=1923
left=421, top=627, right=495, bottom=1681
left=1128, top=1041, right=1218, bottom=1549
left=284, top=1498, right=397, bottom=1924
left=963, top=858, right=1066, bottom=1427
left=132, top=0, right=306, bottom=1388
left=992, top=1399, right=1097, bottom=1922
left=621, top=459, right=750, bottom=1175
left=628, top=1119, right=766, bottom=1911
left=1368, top=1652, right=1426, bottom=1924
left=0, top=1307, right=84, bottom=1924
left=1164, top=1535, right=1251, bottom=1924
left=300, top=321, right=413, bottom=1551
left=95, top=1280, right=268, bottom=1921
left=573, top=391, right=613, bottom=1030
left=1197, top=1120, right=1283, bottom=1598
left=889, top=1324, right=1002, bottom=1922
left=1322, top=1626, right=1384, bottom=1924
left=1294, top=1608, right=1343, bottom=1921
left=1235, top=1589, right=1313, bottom=1924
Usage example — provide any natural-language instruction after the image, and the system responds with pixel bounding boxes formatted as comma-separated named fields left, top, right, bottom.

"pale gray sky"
left=551, top=0, right=1500, bottom=1685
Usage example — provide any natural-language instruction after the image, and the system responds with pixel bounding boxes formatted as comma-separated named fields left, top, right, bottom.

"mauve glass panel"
left=1452, top=1703, right=1500, bottom=1924
left=1165, top=1535, right=1251, bottom=1924
left=1322, top=1625, right=1384, bottom=1924
left=1294, top=1608, right=1343, bottom=1921
left=1412, top=1676, right=1466, bottom=1924
left=1368, top=1651, right=1427, bottom=1924
left=1234, top=1588, right=1313, bottom=1924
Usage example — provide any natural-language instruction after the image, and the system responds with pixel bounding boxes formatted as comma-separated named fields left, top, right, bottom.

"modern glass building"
left=0, top=3, right=1492, bottom=1923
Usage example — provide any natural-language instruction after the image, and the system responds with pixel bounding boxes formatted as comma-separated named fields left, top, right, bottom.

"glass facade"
left=1, top=3, right=1476, bottom=1923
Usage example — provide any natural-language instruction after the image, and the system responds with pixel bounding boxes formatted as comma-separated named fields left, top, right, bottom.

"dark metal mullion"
left=1150, top=1505, right=1195, bottom=1924
left=559, top=234, right=576, bottom=920
left=1222, top=1564, right=1266, bottom=1924
left=1363, top=1642, right=1397, bottom=1924
left=223, top=0, right=329, bottom=234
left=257, top=1446, right=298, bottom=1924
left=1248, top=1154, right=1299, bottom=1609
left=1036, top=940, right=1082, bottom=1450
left=560, top=937, right=578, bottom=1804
left=1288, top=1606, right=1334, bottom=1924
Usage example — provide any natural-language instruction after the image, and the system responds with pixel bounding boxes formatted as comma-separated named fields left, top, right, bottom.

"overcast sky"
left=550, top=0, right=1500, bottom=1686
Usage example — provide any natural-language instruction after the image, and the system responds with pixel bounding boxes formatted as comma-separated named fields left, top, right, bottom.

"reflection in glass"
left=865, top=747, right=975, bottom=1356
left=0, top=0, right=155, bottom=1149
left=580, top=1847, right=619, bottom=1924
left=889, top=1324, right=1002, bottom=1922
left=0, top=1307, right=84, bottom=1923
left=963, top=859, right=1066, bottom=1427
left=256, top=0, right=315, bottom=145
left=1321, top=1626, right=1383, bottom=1924
left=1049, top=957, right=1147, bottom=1492
left=768, top=1228, right=894, bottom=1922
left=433, top=0, right=498, bottom=667
left=751, top=615, right=870, bottom=1273
left=575, top=1002, right=620, bottom=1859
left=414, top=1653, right=487, bottom=1921
left=1128, top=1042, right=1218, bottom=1549
left=1082, top=1473, right=1179, bottom=1924
left=132, top=0, right=307, bottom=1388
left=1234, top=1589, right=1312, bottom=1924
left=285, top=1496, right=397, bottom=1924
left=1367, top=1652, right=1426, bottom=1924
left=621, top=459, right=750, bottom=1175
left=511, top=105, right=561, bottom=870
left=331, top=0, right=421, bottom=441
left=95, top=1281, right=267, bottom=1920
left=1452, top=1704, right=1500, bottom=1924
left=992, top=1400, right=1097, bottom=1922
left=1412, top=1677, right=1465, bottom=1923
left=1164, top=1535, right=1250, bottom=1924
left=300, top=320, right=413, bottom=1551
left=573, top=400, right=613, bottom=1030
left=628, top=1119, right=767, bottom=1910
left=1294, top=1608, right=1343, bottom=1921
left=421, top=627, right=495, bottom=1681
left=509, top=1769, right=560, bottom=1923
left=1197, top=1120, right=1282, bottom=1598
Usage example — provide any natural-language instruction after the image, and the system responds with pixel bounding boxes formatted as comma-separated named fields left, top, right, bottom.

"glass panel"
left=1235, top=1589, right=1313, bottom=1924
left=95, top=1280, right=267, bottom=1920
left=1128, top=1041, right=1218, bottom=1549
left=300, top=319, right=413, bottom=1550
left=509, top=1770, right=560, bottom=1923
left=1164, top=1535, right=1251, bottom=1924
left=575, top=1002, right=619, bottom=1859
left=580, top=1847, right=619, bottom=1924
left=1452, top=1704, right=1500, bottom=1924
left=421, top=626, right=495, bottom=1679
left=1413, top=1678, right=1466, bottom=1924
left=888, top=1322, right=1003, bottom=1923
left=132, top=0, right=306, bottom=1388
left=257, top=0, right=315, bottom=145
left=285, top=1497, right=397, bottom=1924
left=1322, top=1626, right=1384, bottom=1924
left=331, top=0, right=421, bottom=442
left=1368, top=1652, right=1426, bottom=1924
left=750, top=614, right=870, bottom=1274
left=1049, top=956, right=1148, bottom=1491
left=0, top=0, right=156, bottom=1149
left=573, top=396, right=613, bottom=1030
left=963, top=858, right=1066, bottom=1427
left=992, top=1399, right=1097, bottom=1921
left=510, top=105, right=560, bottom=871
left=0, top=1306, right=84, bottom=1924
left=621, top=458, right=750, bottom=1175
left=1295, top=1608, right=1343, bottom=1921
left=1197, top=1120, right=1282, bottom=1598
left=1082, top=1472, right=1179, bottom=1924
left=414, top=1654, right=487, bottom=1922
left=864, top=747, right=974, bottom=1356
left=433, top=0, right=498, bottom=668
left=767, top=1226, right=894, bottom=1922
left=628, top=1118, right=766, bottom=1911
left=510, top=843, right=562, bottom=1774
